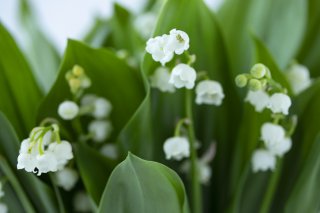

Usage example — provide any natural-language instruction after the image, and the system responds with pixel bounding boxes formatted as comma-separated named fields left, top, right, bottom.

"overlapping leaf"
left=98, top=153, right=189, bottom=213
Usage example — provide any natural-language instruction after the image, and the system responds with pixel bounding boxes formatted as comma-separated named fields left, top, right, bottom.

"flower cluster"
left=147, top=29, right=224, bottom=184
left=58, top=65, right=113, bottom=143
left=147, top=29, right=225, bottom=105
left=17, top=124, right=73, bottom=175
left=235, top=63, right=296, bottom=172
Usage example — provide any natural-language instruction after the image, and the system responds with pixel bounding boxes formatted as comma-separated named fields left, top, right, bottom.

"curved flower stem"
left=259, top=159, right=283, bottom=213
left=185, top=89, right=202, bottom=213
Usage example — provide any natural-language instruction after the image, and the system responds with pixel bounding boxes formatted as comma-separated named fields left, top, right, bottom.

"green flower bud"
left=65, top=71, right=73, bottom=81
left=72, top=65, right=84, bottom=77
left=250, top=63, right=267, bottom=79
left=248, top=79, right=262, bottom=91
left=235, top=74, right=248, bottom=87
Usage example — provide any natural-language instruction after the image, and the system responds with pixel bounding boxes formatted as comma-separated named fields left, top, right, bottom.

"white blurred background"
left=0, top=0, right=223, bottom=52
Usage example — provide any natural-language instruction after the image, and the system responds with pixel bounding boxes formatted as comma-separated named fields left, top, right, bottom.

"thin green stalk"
left=259, top=160, right=283, bottom=213
left=185, top=90, right=202, bottom=213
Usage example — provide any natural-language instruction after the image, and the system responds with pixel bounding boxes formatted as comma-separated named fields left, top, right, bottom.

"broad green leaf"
left=98, top=153, right=189, bottom=213
left=219, top=0, right=307, bottom=75
left=18, top=0, right=60, bottom=93
left=297, top=0, right=320, bottom=77
left=75, top=142, right=117, bottom=204
left=0, top=23, right=43, bottom=138
left=0, top=112, right=58, bottom=212
left=37, top=39, right=145, bottom=144
left=285, top=134, right=320, bottom=213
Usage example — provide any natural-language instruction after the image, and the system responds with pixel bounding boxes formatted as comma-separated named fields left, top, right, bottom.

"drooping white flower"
left=164, top=29, right=190, bottom=55
left=58, top=101, right=79, bottom=120
left=73, top=191, right=92, bottom=212
left=267, top=93, right=291, bottom=115
left=0, top=203, right=8, bottom=213
left=146, top=35, right=174, bottom=66
left=55, top=168, right=79, bottom=191
left=195, top=80, right=225, bottom=105
left=198, top=162, right=212, bottom=184
left=252, top=149, right=276, bottom=172
left=48, top=141, right=73, bottom=170
left=36, top=152, right=58, bottom=176
left=169, top=64, right=197, bottom=89
left=134, top=12, right=157, bottom=39
left=150, top=67, right=176, bottom=93
left=286, top=64, right=311, bottom=95
left=88, top=120, right=113, bottom=142
left=266, top=137, right=292, bottom=157
left=261, top=122, right=286, bottom=147
left=245, top=90, right=270, bottom=112
left=163, top=137, right=190, bottom=160
left=100, top=144, right=118, bottom=160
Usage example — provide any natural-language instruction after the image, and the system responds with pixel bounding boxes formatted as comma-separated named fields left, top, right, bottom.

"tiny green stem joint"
left=40, top=117, right=60, bottom=127
left=185, top=89, right=202, bottom=213
left=174, top=118, right=188, bottom=137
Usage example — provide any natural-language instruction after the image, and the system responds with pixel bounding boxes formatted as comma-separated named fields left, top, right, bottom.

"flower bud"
left=58, top=101, right=79, bottom=120
left=250, top=63, right=267, bottom=79
left=72, top=65, right=84, bottom=77
left=235, top=74, right=248, bottom=87
left=248, top=79, right=262, bottom=91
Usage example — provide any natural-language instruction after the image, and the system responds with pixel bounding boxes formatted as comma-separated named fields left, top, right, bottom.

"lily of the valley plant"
left=0, top=0, right=319, bottom=212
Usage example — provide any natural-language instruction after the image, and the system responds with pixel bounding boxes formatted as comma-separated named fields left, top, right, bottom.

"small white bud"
left=266, top=137, right=292, bottom=157
left=93, top=98, right=112, bottom=119
left=252, top=149, right=276, bottom=172
left=100, top=144, right=118, bottom=160
left=58, top=101, right=79, bottom=120
left=163, top=137, right=190, bottom=160
left=169, top=64, right=197, bottom=89
left=195, top=80, right=225, bottom=106
left=267, top=93, right=291, bottom=115
left=55, top=168, right=79, bottom=191
left=198, top=162, right=212, bottom=184
left=150, top=67, right=176, bottom=93
left=88, top=120, right=112, bottom=142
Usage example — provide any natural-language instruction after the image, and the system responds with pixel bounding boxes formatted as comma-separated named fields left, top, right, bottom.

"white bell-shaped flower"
left=267, top=93, right=291, bottom=115
left=48, top=141, right=73, bottom=169
left=36, top=152, right=58, bottom=175
left=73, top=191, right=92, bottom=212
left=93, top=98, right=112, bottom=119
left=55, top=168, right=79, bottom=191
left=146, top=35, right=174, bottom=66
left=0, top=203, right=8, bottom=213
left=198, top=162, right=212, bottom=184
left=266, top=137, right=292, bottom=157
left=169, top=64, right=197, bottom=89
left=100, top=144, right=118, bottom=160
left=58, top=101, right=79, bottom=120
left=163, top=137, right=190, bottom=160
left=261, top=122, right=286, bottom=147
left=286, top=64, right=311, bottom=95
left=17, top=153, right=37, bottom=172
left=252, top=149, right=276, bottom=172
left=164, top=29, right=190, bottom=55
left=245, top=90, right=270, bottom=112
left=88, top=120, right=112, bottom=142
left=134, top=12, right=157, bottom=39
left=150, top=67, right=176, bottom=93
left=195, top=80, right=225, bottom=105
